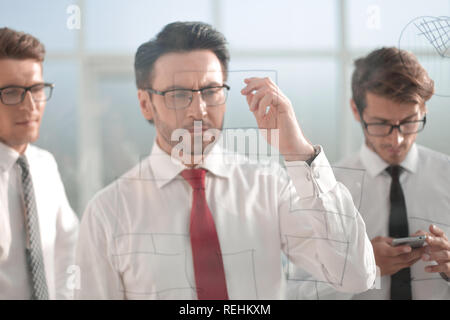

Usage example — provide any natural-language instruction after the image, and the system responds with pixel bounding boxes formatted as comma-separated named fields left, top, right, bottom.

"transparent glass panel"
left=228, top=58, right=339, bottom=162
left=223, top=0, right=337, bottom=50
left=85, top=0, right=213, bottom=53
left=416, top=94, right=450, bottom=157
left=35, top=59, right=80, bottom=213
left=0, top=0, right=77, bottom=52
left=400, top=42, right=450, bottom=98
left=96, top=74, right=156, bottom=187
left=348, top=0, right=450, bottom=50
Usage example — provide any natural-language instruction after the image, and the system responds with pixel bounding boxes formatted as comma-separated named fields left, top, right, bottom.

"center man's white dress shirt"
left=75, top=141, right=376, bottom=299
left=0, top=142, right=79, bottom=299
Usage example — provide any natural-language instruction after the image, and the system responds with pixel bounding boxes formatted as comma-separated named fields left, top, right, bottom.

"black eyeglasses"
left=360, top=113, right=427, bottom=137
left=145, top=84, right=230, bottom=110
left=0, top=83, right=55, bottom=106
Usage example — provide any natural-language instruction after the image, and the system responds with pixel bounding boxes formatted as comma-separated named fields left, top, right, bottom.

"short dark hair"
left=134, top=21, right=230, bottom=89
left=0, top=27, right=45, bottom=61
left=352, top=47, right=434, bottom=113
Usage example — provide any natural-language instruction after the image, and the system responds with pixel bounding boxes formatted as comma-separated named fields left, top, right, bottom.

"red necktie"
left=181, top=168, right=229, bottom=300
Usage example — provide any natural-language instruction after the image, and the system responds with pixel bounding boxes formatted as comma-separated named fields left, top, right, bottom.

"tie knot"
left=386, top=165, right=402, bottom=179
left=17, top=155, right=29, bottom=170
left=181, top=168, right=206, bottom=189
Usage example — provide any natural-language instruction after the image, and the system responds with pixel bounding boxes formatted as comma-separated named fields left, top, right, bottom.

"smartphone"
left=392, top=235, right=427, bottom=248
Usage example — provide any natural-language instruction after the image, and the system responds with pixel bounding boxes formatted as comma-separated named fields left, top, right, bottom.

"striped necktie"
left=17, top=155, right=49, bottom=300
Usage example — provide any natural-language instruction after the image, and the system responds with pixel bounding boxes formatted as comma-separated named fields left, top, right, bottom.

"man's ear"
left=350, top=99, right=361, bottom=122
left=138, top=89, right=154, bottom=121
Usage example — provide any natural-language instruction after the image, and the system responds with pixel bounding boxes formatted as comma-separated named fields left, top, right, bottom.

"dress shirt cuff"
left=305, top=145, right=320, bottom=166
left=440, top=272, right=450, bottom=282
left=284, top=145, right=337, bottom=198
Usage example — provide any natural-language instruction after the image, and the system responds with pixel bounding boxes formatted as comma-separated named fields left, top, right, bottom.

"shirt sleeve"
left=74, top=195, right=125, bottom=300
left=280, top=145, right=376, bottom=294
left=285, top=264, right=355, bottom=300
left=51, top=158, right=80, bottom=300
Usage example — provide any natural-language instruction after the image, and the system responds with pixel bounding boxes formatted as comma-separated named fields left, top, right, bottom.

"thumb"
left=372, top=236, right=392, bottom=244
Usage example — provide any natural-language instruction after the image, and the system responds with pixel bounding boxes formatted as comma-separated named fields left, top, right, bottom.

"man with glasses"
left=0, top=28, right=79, bottom=299
left=288, top=47, right=450, bottom=300
left=75, top=21, right=376, bottom=299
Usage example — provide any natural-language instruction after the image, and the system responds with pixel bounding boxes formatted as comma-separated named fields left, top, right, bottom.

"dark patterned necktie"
left=386, top=165, right=412, bottom=300
left=181, top=168, right=229, bottom=300
left=17, top=155, right=49, bottom=300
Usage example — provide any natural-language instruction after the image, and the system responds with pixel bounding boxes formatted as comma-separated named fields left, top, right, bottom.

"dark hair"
left=352, top=47, right=434, bottom=113
left=0, top=27, right=45, bottom=61
left=134, top=21, right=230, bottom=89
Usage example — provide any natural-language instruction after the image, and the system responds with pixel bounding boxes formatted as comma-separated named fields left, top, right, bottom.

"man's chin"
left=2, top=136, right=37, bottom=153
left=381, top=151, right=407, bottom=165
left=366, top=139, right=411, bottom=165
left=12, top=130, right=38, bottom=142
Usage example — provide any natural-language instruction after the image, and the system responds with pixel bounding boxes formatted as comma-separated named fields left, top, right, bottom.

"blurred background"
left=1, top=0, right=449, bottom=216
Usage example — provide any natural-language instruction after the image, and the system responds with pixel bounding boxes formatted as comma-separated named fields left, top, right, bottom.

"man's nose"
left=20, top=90, right=37, bottom=112
left=388, top=126, right=404, bottom=146
left=185, top=91, right=207, bottom=120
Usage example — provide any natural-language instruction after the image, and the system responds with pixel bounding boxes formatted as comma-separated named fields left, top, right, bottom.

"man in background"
left=0, top=27, right=79, bottom=299
left=288, top=47, right=450, bottom=300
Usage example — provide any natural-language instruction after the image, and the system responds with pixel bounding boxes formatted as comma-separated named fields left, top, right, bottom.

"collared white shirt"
left=0, top=142, right=79, bottom=299
left=287, top=143, right=450, bottom=300
left=75, top=141, right=375, bottom=299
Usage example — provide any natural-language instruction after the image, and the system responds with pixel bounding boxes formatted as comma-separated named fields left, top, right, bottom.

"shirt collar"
left=359, top=142, right=419, bottom=177
left=0, top=141, right=23, bottom=173
left=148, top=138, right=229, bottom=189
left=200, top=136, right=230, bottom=179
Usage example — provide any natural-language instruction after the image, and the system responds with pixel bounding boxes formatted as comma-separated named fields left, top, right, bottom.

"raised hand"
left=241, top=77, right=315, bottom=161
